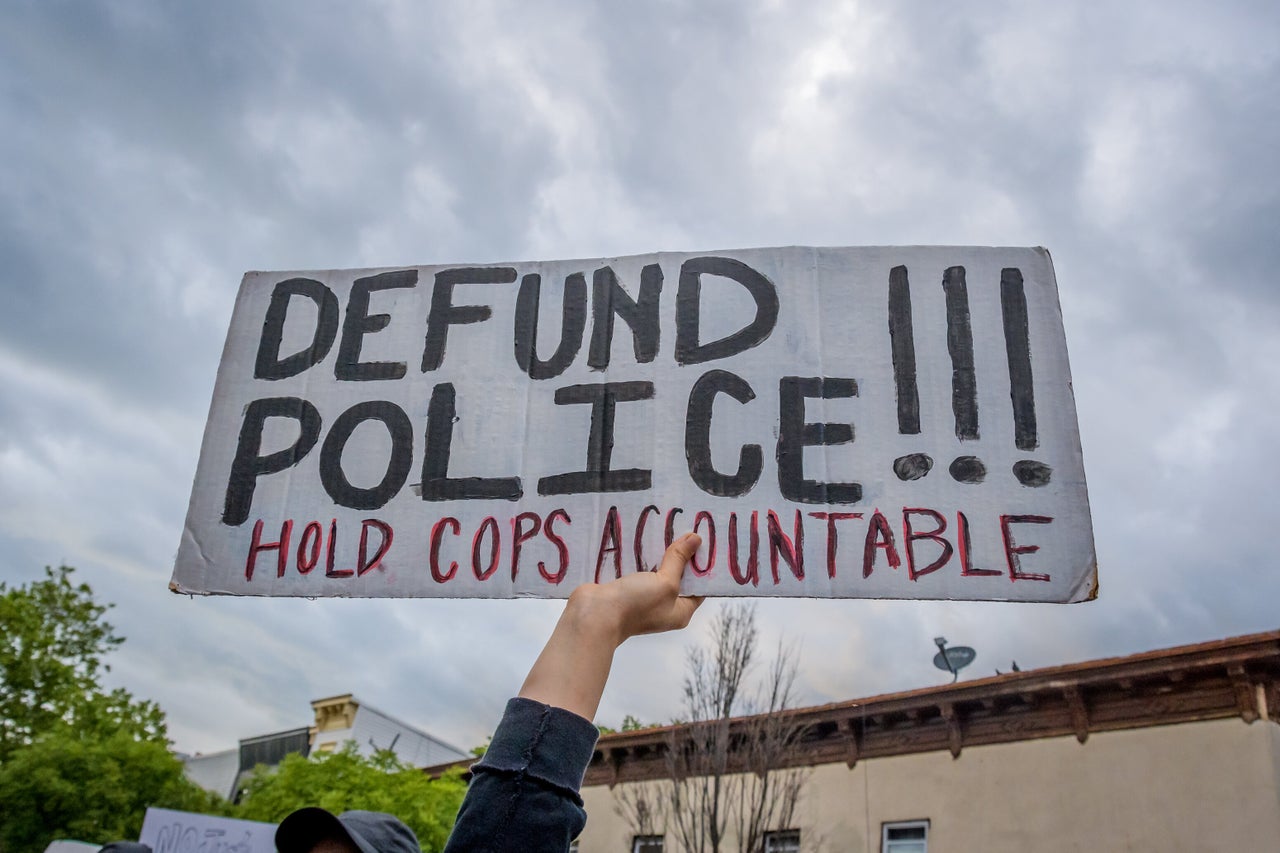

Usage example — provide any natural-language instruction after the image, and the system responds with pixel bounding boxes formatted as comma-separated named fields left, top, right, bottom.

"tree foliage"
left=0, top=565, right=168, bottom=759
left=0, top=728, right=227, bottom=853
left=3, top=565, right=110, bottom=755
left=235, top=745, right=467, bottom=853
left=620, top=715, right=658, bottom=732
left=1, top=566, right=473, bottom=852
left=0, top=566, right=221, bottom=853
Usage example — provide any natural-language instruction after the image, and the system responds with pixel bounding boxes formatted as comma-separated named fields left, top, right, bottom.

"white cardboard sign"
left=139, top=808, right=276, bottom=853
left=173, top=246, right=1096, bottom=602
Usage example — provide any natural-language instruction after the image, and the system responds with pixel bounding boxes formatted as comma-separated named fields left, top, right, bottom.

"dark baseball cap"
left=275, top=808, right=421, bottom=853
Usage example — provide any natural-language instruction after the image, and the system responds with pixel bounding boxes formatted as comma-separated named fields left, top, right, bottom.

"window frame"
left=631, top=834, right=665, bottom=853
left=763, top=827, right=802, bottom=853
left=882, top=818, right=929, bottom=852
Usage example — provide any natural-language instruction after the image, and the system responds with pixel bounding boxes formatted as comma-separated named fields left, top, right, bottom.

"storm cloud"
left=2, top=0, right=1277, bottom=753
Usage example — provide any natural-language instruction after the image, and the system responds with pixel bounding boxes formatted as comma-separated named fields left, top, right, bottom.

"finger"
left=656, top=532, right=702, bottom=584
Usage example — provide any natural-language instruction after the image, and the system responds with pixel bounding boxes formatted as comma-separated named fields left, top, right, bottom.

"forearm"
left=445, top=534, right=702, bottom=852
left=518, top=586, right=622, bottom=720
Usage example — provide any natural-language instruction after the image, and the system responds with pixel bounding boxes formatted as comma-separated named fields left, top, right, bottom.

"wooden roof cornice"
left=424, top=629, right=1280, bottom=787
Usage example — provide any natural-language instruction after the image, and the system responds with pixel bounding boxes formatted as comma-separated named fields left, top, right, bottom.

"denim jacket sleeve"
left=443, top=697, right=600, bottom=853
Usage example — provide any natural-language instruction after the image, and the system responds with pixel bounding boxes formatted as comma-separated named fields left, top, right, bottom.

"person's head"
left=275, top=808, right=421, bottom=853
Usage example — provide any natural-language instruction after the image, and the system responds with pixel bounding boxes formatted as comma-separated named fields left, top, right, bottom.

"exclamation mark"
left=944, top=266, right=979, bottom=439
left=888, top=265, right=920, bottom=435
left=889, top=266, right=933, bottom=481
left=1001, top=268, right=1051, bottom=487
left=944, top=266, right=985, bottom=483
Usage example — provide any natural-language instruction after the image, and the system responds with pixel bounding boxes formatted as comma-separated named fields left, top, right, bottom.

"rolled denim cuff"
left=473, top=697, right=600, bottom=795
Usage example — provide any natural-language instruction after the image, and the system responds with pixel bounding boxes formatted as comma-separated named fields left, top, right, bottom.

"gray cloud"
left=2, top=0, right=1278, bottom=754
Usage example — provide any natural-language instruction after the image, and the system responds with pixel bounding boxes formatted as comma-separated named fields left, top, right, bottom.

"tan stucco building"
left=565, top=630, right=1280, bottom=852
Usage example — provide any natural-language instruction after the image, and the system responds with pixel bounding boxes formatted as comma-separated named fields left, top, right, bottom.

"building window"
left=764, top=828, right=801, bottom=853
left=632, top=835, right=664, bottom=853
left=882, top=820, right=928, bottom=853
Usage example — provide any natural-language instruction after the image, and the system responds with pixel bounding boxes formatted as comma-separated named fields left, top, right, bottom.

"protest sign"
left=139, top=808, right=275, bottom=853
left=172, top=246, right=1096, bottom=601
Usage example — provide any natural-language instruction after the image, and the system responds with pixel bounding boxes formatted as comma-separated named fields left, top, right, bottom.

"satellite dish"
left=932, top=637, right=976, bottom=682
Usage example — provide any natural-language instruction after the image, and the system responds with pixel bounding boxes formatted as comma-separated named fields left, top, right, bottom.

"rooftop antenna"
left=933, top=636, right=976, bottom=683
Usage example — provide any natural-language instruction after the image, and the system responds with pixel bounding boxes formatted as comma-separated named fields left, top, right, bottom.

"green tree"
left=0, top=565, right=164, bottom=758
left=0, top=566, right=226, bottom=853
left=235, top=745, right=467, bottom=852
left=0, top=728, right=227, bottom=852
left=620, top=715, right=657, bottom=732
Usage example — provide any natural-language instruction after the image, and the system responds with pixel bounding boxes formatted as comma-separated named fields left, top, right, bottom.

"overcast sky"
left=2, top=0, right=1278, bottom=757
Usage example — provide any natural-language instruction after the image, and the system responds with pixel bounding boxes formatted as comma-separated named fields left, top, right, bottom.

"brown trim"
left=1063, top=686, right=1089, bottom=744
left=1227, top=664, right=1259, bottom=723
left=840, top=716, right=860, bottom=768
left=939, top=702, right=962, bottom=758
left=423, top=629, right=1280, bottom=785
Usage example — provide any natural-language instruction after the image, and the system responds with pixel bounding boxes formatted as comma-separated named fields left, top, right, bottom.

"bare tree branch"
left=619, top=603, right=812, bottom=853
